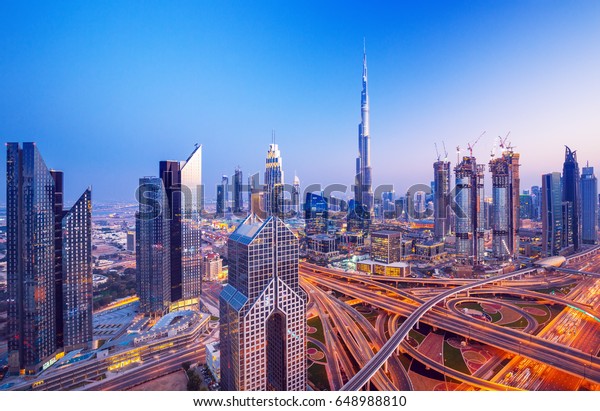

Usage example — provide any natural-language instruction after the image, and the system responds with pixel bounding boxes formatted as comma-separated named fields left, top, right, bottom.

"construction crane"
left=442, top=141, right=448, bottom=161
left=435, top=142, right=441, bottom=161
left=498, top=132, right=511, bottom=149
left=467, top=131, right=486, bottom=157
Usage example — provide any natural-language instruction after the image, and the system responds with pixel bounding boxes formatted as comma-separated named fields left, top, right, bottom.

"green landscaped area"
left=307, top=316, right=325, bottom=344
left=443, top=341, right=470, bottom=375
left=457, top=302, right=483, bottom=311
left=457, top=301, right=501, bottom=322
left=514, top=303, right=552, bottom=324
left=488, top=311, right=502, bottom=323
left=307, top=362, right=330, bottom=391
left=409, top=329, right=426, bottom=344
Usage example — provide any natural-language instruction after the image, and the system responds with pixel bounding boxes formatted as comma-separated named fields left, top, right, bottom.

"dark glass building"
left=562, top=146, right=581, bottom=250
left=62, top=189, right=93, bottom=349
left=542, top=172, right=563, bottom=256
left=304, top=192, right=328, bottom=235
left=7, top=143, right=92, bottom=374
left=433, top=159, right=451, bottom=240
left=233, top=166, right=244, bottom=214
left=136, top=177, right=171, bottom=315
left=159, top=146, right=203, bottom=303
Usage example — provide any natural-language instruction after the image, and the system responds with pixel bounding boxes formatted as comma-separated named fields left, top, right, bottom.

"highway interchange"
left=301, top=246, right=600, bottom=391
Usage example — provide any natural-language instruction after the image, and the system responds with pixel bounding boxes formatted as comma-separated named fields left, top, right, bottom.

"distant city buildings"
left=6, top=143, right=92, bottom=374
left=220, top=215, right=306, bottom=391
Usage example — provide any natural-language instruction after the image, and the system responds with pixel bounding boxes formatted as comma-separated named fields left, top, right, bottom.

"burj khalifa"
left=349, top=43, right=374, bottom=231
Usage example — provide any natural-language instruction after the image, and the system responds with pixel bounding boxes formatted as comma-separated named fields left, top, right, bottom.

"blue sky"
left=1, top=1, right=599, bottom=203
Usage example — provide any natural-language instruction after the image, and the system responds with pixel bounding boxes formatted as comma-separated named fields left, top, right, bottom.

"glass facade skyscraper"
left=179, top=146, right=203, bottom=300
left=136, top=177, right=171, bottom=315
left=61, top=189, right=93, bottom=349
left=233, top=166, right=244, bottom=214
left=349, top=45, right=373, bottom=232
left=220, top=215, right=306, bottom=391
left=562, top=146, right=581, bottom=250
left=433, top=159, right=451, bottom=240
left=304, top=192, right=329, bottom=235
left=542, top=172, right=563, bottom=256
left=159, top=145, right=203, bottom=303
left=581, top=165, right=598, bottom=244
left=6, top=143, right=92, bottom=374
left=263, top=143, right=284, bottom=218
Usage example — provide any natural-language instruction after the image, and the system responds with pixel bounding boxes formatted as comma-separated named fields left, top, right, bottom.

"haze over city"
left=1, top=1, right=600, bottom=202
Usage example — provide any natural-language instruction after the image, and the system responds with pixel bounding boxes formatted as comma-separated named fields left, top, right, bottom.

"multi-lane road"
left=299, top=260, right=600, bottom=390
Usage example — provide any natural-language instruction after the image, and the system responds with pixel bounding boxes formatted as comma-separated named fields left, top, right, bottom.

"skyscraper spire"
left=350, top=40, right=374, bottom=232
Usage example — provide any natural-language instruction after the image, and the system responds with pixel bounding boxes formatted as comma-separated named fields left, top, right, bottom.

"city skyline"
left=1, top=2, right=600, bottom=202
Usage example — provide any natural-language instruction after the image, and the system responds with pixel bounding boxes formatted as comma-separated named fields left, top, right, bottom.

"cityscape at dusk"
left=1, top=0, right=600, bottom=402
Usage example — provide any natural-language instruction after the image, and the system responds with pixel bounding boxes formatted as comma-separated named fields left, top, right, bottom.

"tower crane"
left=467, top=131, right=486, bottom=157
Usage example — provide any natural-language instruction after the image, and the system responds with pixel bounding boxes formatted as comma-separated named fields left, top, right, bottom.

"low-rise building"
left=206, top=341, right=221, bottom=381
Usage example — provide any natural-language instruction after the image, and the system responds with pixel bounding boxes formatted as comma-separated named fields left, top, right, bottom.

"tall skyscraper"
left=217, top=184, right=225, bottom=217
left=220, top=215, right=306, bottom=391
left=292, top=174, right=301, bottom=215
left=581, top=164, right=598, bottom=244
left=520, top=193, right=533, bottom=219
left=304, top=192, right=329, bottom=235
left=160, top=144, right=203, bottom=303
left=159, top=160, right=182, bottom=301
left=233, top=166, right=244, bottom=214
left=222, top=175, right=230, bottom=214
left=136, top=177, right=171, bottom=315
left=7, top=143, right=92, bottom=374
left=454, top=156, right=485, bottom=265
left=562, top=146, right=581, bottom=250
left=542, top=172, right=563, bottom=256
left=433, top=159, right=451, bottom=240
left=61, top=189, right=93, bottom=350
left=531, top=185, right=541, bottom=220
left=349, top=44, right=373, bottom=232
left=489, top=148, right=520, bottom=260
left=263, top=143, right=284, bottom=218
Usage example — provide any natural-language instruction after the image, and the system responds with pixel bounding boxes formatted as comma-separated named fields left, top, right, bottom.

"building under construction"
left=433, top=143, right=451, bottom=240
left=489, top=145, right=520, bottom=261
left=454, top=156, right=485, bottom=265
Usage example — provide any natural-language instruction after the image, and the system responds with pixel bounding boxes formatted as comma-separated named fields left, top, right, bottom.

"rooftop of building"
left=371, top=230, right=402, bottom=237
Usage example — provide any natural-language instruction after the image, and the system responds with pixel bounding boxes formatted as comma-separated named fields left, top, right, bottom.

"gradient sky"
left=1, top=1, right=600, bottom=203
